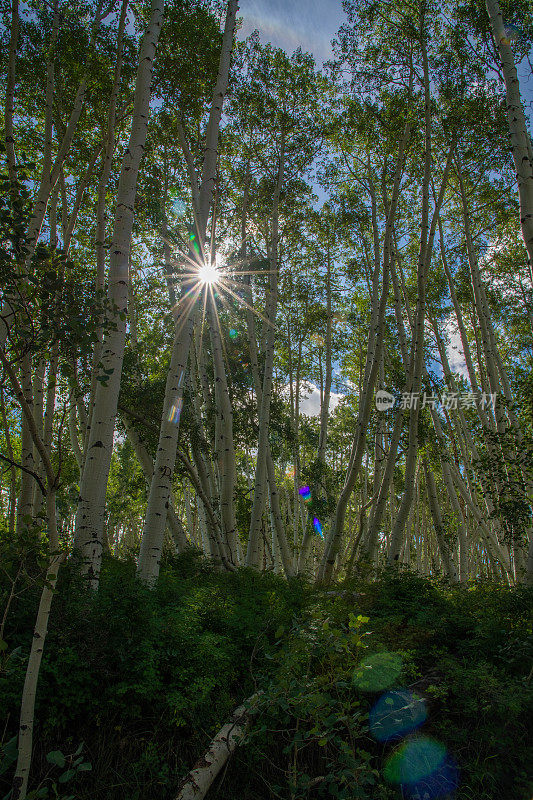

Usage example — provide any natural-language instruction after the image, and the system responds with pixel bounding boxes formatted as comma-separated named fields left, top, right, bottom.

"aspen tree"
left=0, top=389, right=17, bottom=534
left=237, top=161, right=295, bottom=574
left=387, top=22, right=441, bottom=564
left=85, top=0, right=129, bottom=456
left=246, top=145, right=286, bottom=567
left=74, top=0, right=165, bottom=585
left=319, top=116, right=413, bottom=583
left=138, top=0, right=239, bottom=583
left=0, top=353, right=62, bottom=800
left=123, top=417, right=188, bottom=552
left=485, top=0, right=533, bottom=277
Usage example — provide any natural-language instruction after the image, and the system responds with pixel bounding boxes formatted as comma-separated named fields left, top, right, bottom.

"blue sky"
left=237, top=0, right=347, bottom=64
left=234, top=0, right=532, bottom=399
left=236, top=1, right=532, bottom=113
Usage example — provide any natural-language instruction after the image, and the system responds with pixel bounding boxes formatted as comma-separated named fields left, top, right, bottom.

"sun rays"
left=198, top=259, right=221, bottom=285
left=159, top=230, right=279, bottom=377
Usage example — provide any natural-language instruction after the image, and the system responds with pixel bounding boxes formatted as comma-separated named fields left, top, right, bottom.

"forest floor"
left=1, top=551, right=532, bottom=800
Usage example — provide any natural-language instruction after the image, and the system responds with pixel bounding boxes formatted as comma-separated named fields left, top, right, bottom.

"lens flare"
left=299, top=486, right=311, bottom=503
left=402, top=757, right=459, bottom=799
left=189, top=232, right=200, bottom=256
left=172, top=197, right=186, bottom=217
left=383, top=735, right=460, bottom=798
left=229, top=328, right=238, bottom=339
left=503, top=22, right=522, bottom=41
left=168, top=397, right=183, bottom=424
left=312, top=517, right=323, bottom=537
left=353, top=651, right=403, bottom=692
left=369, top=690, right=427, bottom=742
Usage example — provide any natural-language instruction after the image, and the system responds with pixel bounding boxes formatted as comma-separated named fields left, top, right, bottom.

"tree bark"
left=74, top=0, right=164, bottom=586
left=387, top=31, right=435, bottom=564
left=175, top=694, right=260, bottom=800
left=423, top=460, right=459, bottom=583
left=318, top=113, right=413, bottom=583
left=138, top=0, right=239, bottom=583
left=0, top=351, right=61, bottom=800
left=246, top=144, right=285, bottom=567
left=485, top=0, right=533, bottom=277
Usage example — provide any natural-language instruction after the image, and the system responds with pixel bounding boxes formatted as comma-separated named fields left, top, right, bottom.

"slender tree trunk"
left=387, top=33, right=435, bottom=563
left=1, top=352, right=62, bottom=800
left=485, top=0, right=533, bottom=277
left=363, top=412, right=403, bottom=562
left=138, top=0, right=239, bottom=583
left=123, top=417, right=188, bottom=552
left=208, top=289, right=238, bottom=559
left=0, top=388, right=17, bottom=534
left=246, top=144, right=286, bottom=567
left=30, top=358, right=45, bottom=515
left=423, top=460, right=459, bottom=582
left=74, top=0, right=164, bottom=586
left=174, top=695, right=260, bottom=800
left=318, top=115, right=413, bottom=583
left=16, top=355, right=34, bottom=535
left=85, top=0, right=129, bottom=457
left=12, top=551, right=62, bottom=800
left=317, top=240, right=333, bottom=465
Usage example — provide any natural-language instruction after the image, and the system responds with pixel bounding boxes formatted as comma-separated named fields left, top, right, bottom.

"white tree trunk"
left=123, top=417, right=189, bottom=552
left=0, top=352, right=62, bottom=800
left=387, top=35, right=436, bottom=564
left=246, top=145, right=286, bottom=567
left=74, top=0, right=164, bottom=586
left=16, top=355, right=34, bottom=535
left=174, top=694, right=260, bottom=800
left=319, top=114, right=413, bottom=583
left=485, top=0, right=533, bottom=276
left=423, top=461, right=459, bottom=583
left=138, top=0, right=239, bottom=583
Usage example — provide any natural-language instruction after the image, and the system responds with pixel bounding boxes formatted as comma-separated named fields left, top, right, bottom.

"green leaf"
left=26, top=787, right=49, bottom=798
left=0, top=735, right=18, bottom=778
left=2, top=737, right=18, bottom=761
left=0, top=639, right=7, bottom=652
left=46, top=750, right=66, bottom=768
left=58, top=768, right=77, bottom=783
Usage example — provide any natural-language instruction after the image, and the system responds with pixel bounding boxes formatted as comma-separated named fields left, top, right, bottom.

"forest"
left=0, top=0, right=532, bottom=797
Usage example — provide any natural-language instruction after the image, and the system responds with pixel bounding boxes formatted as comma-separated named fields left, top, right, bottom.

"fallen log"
left=174, top=693, right=260, bottom=800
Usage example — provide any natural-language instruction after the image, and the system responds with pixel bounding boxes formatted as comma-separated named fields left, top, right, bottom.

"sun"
left=198, top=261, right=220, bottom=285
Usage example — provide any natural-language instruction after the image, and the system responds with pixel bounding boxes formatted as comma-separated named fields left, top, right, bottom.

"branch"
left=0, top=350, right=56, bottom=488
left=0, top=453, right=46, bottom=497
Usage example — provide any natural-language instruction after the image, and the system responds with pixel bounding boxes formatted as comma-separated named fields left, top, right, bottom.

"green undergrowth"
left=0, top=552, right=532, bottom=800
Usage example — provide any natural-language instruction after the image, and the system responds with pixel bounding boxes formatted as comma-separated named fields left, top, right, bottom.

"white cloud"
left=282, top=381, right=343, bottom=417
left=237, top=0, right=346, bottom=63
left=445, top=320, right=469, bottom=381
